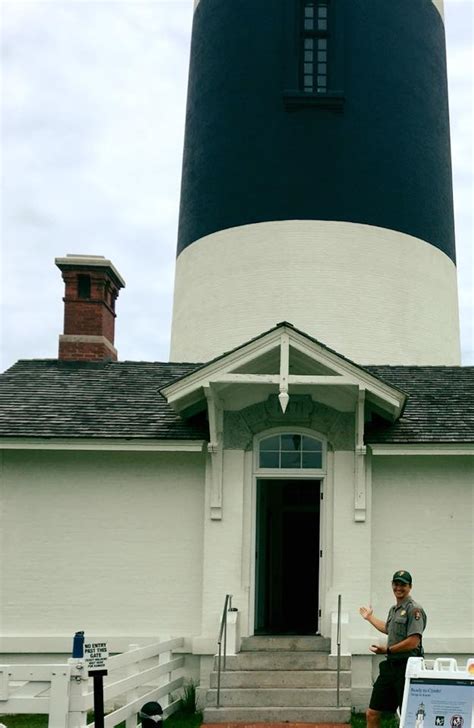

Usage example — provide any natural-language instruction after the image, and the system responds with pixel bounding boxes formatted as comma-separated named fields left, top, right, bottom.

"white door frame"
left=248, top=428, right=328, bottom=637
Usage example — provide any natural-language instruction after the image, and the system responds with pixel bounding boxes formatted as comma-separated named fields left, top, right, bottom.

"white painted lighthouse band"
left=170, top=0, right=460, bottom=365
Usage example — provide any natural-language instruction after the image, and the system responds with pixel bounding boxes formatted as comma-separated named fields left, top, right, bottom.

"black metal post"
left=216, top=642, right=222, bottom=708
left=91, top=669, right=107, bottom=728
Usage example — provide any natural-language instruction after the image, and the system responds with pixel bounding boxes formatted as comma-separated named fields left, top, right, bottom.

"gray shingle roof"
left=0, top=360, right=208, bottom=440
left=364, top=365, right=474, bottom=443
left=0, top=360, right=473, bottom=444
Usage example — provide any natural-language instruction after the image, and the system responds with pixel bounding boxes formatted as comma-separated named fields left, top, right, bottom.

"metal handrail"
left=216, top=593, right=232, bottom=708
left=336, top=593, right=342, bottom=708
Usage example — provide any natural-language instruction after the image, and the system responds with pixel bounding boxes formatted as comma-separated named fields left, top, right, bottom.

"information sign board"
left=400, top=658, right=473, bottom=728
left=84, top=642, right=109, bottom=673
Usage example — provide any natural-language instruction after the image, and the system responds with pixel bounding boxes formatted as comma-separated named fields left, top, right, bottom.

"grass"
left=166, top=713, right=203, bottom=728
left=0, top=707, right=205, bottom=728
left=0, top=716, right=127, bottom=727
left=0, top=712, right=400, bottom=728
left=352, top=713, right=400, bottom=728
left=0, top=718, right=48, bottom=728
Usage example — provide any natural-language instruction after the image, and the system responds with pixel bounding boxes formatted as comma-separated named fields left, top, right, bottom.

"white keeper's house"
left=0, top=0, right=472, bottom=719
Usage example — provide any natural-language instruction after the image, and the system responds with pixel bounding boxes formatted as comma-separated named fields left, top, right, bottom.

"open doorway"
left=255, top=478, right=320, bottom=634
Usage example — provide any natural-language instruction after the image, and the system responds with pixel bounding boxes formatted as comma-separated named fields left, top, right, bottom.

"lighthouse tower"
left=170, top=0, right=460, bottom=365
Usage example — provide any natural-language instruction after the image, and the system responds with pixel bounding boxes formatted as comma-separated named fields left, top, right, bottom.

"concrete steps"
left=202, top=724, right=347, bottom=727
left=206, top=688, right=351, bottom=707
left=203, top=636, right=351, bottom=724
left=241, top=636, right=331, bottom=652
left=210, top=670, right=351, bottom=689
left=203, top=707, right=351, bottom=723
left=219, top=652, right=351, bottom=672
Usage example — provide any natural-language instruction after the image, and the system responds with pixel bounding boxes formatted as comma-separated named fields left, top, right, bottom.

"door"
left=255, top=478, right=320, bottom=634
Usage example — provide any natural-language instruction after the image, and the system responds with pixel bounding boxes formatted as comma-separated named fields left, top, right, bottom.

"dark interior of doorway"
left=255, top=478, right=320, bottom=635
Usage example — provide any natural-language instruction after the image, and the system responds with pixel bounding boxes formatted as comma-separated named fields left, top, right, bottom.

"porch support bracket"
left=354, top=386, right=367, bottom=522
left=278, top=333, right=290, bottom=413
left=204, top=385, right=224, bottom=520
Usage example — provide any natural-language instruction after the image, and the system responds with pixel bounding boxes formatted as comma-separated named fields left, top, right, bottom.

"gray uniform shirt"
left=386, top=596, right=427, bottom=660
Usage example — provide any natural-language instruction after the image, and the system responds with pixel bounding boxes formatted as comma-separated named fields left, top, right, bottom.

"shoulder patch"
left=414, top=609, right=421, bottom=620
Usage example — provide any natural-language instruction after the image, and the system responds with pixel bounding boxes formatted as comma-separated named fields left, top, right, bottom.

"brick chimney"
left=55, top=255, right=126, bottom=361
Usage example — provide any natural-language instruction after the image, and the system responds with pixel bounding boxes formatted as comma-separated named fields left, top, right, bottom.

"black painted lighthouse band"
left=178, top=0, right=455, bottom=263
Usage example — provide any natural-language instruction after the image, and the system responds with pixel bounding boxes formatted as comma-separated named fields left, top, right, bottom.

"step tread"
left=206, top=687, right=351, bottom=708
left=203, top=708, right=352, bottom=713
left=203, top=707, right=351, bottom=724
left=241, top=637, right=331, bottom=652
left=217, top=654, right=351, bottom=671
left=202, top=723, right=349, bottom=728
left=209, top=669, right=352, bottom=689
left=223, top=651, right=348, bottom=657
left=208, top=688, right=351, bottom=693
left=211, top=670, right=352, bottom=675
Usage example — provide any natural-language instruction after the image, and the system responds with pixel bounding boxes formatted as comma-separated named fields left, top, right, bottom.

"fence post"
left=0, top=668, right=9, bottom=700
left=158, top=639, right=171, bottom=710
left=67, top=658, right=89, bottom=728
left=49, top=667, right=72, bottom=728
left=126, top=644, right=139, bottom=728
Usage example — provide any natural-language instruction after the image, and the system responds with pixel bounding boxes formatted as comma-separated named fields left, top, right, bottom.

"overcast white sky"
left=1, top=0, right=473, bottom=371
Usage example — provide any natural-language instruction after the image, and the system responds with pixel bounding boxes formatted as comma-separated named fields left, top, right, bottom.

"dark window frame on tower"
left=283, top=0, right=344, bottom=111
left=301, top=1, right=329, bottom=95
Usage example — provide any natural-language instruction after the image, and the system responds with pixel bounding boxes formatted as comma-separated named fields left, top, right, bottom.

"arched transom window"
left=259, top=433, right=323, bottom=469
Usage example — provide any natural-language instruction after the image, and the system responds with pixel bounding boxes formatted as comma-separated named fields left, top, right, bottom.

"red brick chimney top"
left=55, top=254, right=126, bottom=362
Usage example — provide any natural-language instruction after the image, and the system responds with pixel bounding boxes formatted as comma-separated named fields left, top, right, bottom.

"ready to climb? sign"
left=400, top=658, right=474, bottom=728
left=84, top=642, right=109, bottom=673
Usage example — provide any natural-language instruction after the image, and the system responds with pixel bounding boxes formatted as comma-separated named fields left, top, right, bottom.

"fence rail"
left=0, top=638, right=184, bottom=728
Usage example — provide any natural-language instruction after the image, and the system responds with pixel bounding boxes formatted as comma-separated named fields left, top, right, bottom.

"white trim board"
left=0, top=437, right=206, bottom=452
left=369, top=444, right=474, bottom=456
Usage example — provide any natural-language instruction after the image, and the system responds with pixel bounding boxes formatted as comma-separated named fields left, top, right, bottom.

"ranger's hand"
left=370, top=644, right=387, bottom=655
left=359, top=606, right=373, bottom=620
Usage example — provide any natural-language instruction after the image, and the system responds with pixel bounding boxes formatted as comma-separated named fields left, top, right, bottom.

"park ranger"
left=359, top=570, right=427, bottom=728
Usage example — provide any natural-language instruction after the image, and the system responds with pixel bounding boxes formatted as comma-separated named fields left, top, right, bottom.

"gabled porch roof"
left=161, top=322, right=407, bottom=422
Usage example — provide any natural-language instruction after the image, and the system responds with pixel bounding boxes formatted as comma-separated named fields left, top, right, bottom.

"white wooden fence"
left=0, top=638, right=185, bottom=727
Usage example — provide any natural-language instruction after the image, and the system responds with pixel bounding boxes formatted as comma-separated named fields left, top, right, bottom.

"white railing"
left=215, top=594, right=232, bottom=708
left=214, top=594, right=241, bottom=709
left=0, top=638, right=185, bottom=728
left=330, top=597, right=351, bottom=709
left=0, top=663, right=71, bottom=726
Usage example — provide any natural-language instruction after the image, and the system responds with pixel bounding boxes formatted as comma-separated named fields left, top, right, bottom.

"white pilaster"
left=354, top=387, right=367, bottom=522
left=204, top=386, right=224, bottom=520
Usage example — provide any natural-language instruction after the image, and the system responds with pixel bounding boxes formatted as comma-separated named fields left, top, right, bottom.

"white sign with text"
left=84, top=642, right=109, bottom=672
left=400, top=658, right=474, bottom=728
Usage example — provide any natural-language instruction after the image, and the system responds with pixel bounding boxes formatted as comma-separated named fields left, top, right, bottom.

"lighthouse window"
left=284, top=0, right=343, bottom=109
left=301, top=1, right=329, bottom=94
left=259, top=434, right=323, bottom=469
left=317, top=4, right=328, bottom=30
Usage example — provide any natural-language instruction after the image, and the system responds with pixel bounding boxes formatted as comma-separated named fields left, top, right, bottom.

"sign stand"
left=400, top=657, right=474, bottom=728
left=84, top=641, right=109, bottom=728
left=91, top=670, right=107, bottom=728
